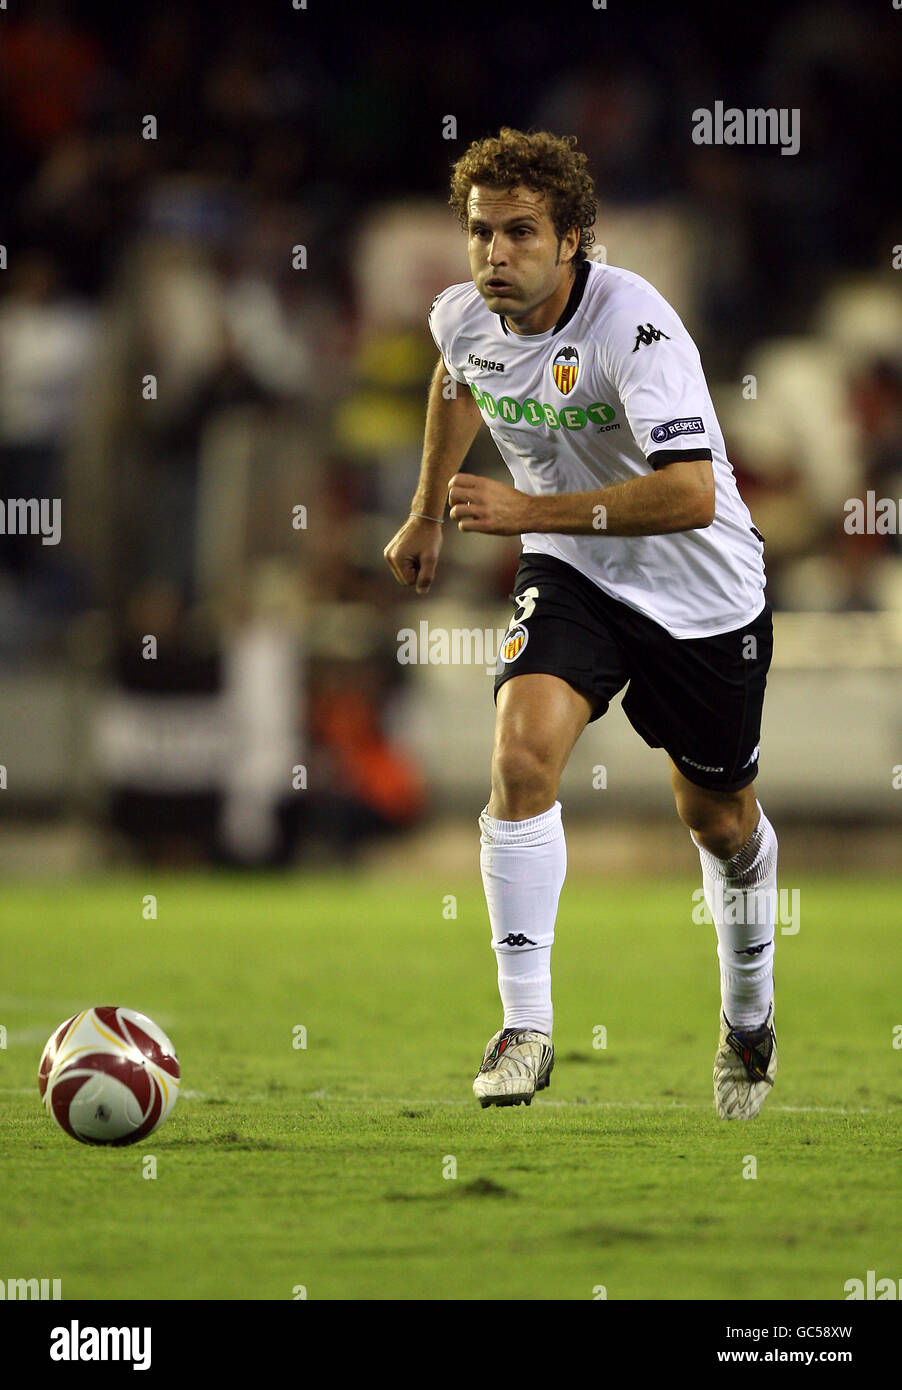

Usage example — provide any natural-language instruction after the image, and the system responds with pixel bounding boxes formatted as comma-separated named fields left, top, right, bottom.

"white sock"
left=479, top=801, right=566, bottom=1037
left=693, top=802, right=777, bottom=1029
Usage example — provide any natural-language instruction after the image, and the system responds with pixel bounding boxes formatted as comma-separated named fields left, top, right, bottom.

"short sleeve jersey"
left=428, top=259, right=765, bottom=638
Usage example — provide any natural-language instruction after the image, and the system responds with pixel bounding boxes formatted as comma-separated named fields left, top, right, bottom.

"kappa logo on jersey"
left=551, top=345, right=579, bottom=395
left=467, top=353, right=506, bottom=372
left=631, top=322, right=671, bottom=352
left=500, top=625, right=529, bottom=663
left=650, top=416, right=705, bottom=444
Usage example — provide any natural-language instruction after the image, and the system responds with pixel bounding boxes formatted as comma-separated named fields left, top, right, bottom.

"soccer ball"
left=39, top=1006, right=180, bottom=1146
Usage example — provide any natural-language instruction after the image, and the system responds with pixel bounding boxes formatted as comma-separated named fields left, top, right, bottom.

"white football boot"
left=473, top=1027, right=554, bottom=1108
left=713, top=1002, right=777, bottom=1119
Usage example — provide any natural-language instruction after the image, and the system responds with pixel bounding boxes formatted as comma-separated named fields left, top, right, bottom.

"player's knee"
left=491, top=740, right=558, bottom=820
left=679, top=798, right=747, bottom=860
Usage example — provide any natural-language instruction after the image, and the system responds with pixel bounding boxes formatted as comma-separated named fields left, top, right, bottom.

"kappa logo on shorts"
left=680, top=754, right=725, bottom=774
left=650, top=416, right=705, bottom=444
left=500, top=625, right=529, bottom=663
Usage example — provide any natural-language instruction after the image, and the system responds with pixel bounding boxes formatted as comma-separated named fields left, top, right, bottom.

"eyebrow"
left=468, top=214, right=540, bottom=229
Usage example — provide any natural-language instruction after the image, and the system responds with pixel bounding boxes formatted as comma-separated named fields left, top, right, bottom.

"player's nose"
left=487, top=236, right=507, bottom=264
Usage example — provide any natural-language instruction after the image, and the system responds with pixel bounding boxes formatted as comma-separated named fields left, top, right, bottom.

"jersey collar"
left=498, top=260, right=590, bottom=337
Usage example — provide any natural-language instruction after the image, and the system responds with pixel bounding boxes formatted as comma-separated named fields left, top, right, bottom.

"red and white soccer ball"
left=39, top=1007, right=180, bottom=1146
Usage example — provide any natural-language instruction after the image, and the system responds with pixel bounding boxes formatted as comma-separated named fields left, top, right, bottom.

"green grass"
left=1, top=872, right=900, bottom=1300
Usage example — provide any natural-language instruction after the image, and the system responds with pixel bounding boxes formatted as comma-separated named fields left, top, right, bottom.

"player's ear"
left=560, top=227, right=580, bottom=266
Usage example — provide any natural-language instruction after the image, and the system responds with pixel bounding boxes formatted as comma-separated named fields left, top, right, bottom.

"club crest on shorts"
left=500, top=624, right=529, bottom=663
left=552, top=345, right=579, bottom=395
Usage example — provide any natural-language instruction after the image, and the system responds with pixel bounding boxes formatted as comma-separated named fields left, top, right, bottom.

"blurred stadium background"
left=1, top=0, right=901, bottom=880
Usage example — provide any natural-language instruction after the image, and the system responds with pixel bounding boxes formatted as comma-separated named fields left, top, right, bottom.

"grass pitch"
left=1, top=870, right=899, bottom=1300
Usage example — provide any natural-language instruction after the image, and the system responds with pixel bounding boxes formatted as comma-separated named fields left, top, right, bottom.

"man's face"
left=467, top=184, right=577, bottom=325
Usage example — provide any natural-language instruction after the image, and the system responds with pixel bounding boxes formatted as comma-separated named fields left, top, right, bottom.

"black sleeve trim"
left=647, top=448, right=713, bottom=470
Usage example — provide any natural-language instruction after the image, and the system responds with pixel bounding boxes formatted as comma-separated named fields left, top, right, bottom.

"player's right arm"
left=383, top=355, right=482, bottom=595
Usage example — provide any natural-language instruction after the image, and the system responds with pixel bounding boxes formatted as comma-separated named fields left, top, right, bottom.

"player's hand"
left=448, top=473, right=533, bottom=535
left=383, top=514, right=444, bottom=595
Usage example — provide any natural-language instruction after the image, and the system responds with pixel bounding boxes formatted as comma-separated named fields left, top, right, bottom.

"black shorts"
left=494, top=553, right=773, bottom=793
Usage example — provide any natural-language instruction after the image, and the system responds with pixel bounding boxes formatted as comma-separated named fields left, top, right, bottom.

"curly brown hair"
left=449, top=127, right=597, bottom=265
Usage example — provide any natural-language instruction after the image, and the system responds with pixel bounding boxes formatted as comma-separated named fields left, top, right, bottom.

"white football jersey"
left=428, top=259, right=766, bottom=638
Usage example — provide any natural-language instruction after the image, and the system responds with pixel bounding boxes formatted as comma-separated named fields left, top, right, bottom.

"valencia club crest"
left=552, top=345, right=579, bottom=395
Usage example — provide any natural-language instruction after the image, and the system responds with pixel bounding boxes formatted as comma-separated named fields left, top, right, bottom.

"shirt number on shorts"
left=512, top=586, right=539, bottom=624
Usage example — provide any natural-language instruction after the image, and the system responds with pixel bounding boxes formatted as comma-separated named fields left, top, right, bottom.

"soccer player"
left=384, top=128, right=778, bottom=1120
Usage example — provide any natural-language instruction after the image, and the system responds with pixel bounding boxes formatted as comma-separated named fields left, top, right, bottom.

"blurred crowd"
left=1, top=1, right=900, bottom=858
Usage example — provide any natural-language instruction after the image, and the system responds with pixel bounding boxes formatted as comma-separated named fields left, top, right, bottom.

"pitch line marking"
left=0, top=1087, right=882, bottom=1115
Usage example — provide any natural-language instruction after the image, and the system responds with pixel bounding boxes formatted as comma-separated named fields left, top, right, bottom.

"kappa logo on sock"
left=498, top=933, right=537, bottom=947
left=734, top=940, right=772, bottom=956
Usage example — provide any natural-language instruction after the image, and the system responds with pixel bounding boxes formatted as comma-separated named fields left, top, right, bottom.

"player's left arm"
left=448, top=458, right=714, bottom=536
